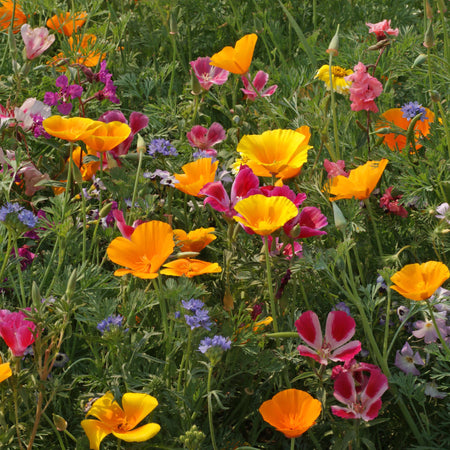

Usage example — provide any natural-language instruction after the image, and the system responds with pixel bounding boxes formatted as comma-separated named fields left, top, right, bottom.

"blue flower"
left=18, top=209, right=38, bottom=228
left=147, top=139, right=178, bottom=157
left=198, top=335, right=231, bottom=353
left=0, top=203, right=37, bottom=228
left=97, top=314, right=127, bottom=334
left=401, top=101, right=428, bottom=121
left=181, top=298, right=212, bottom=330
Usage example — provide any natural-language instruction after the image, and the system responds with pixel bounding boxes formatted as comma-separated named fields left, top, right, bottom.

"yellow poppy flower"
left=259, top=389, right=322, bottom=438
left=43, top=116, right=102, bottom=142
left=0, top=357, right=12, bottom=383
left=390, top=261, right=450, bottom=301
left=160, top=258, right=222, bottom=278
left=210, top=33, right=257, bottom=75
left=237, top=128, right=311, bottom=180
left=81, top=391, right=160, bottom=450
left=233, top=195, right=298, bottom=236
left=46, top=11, right=87, bottom=36
left=315, top=65, right=353, bottom=94
left=173, top=158, right=219, bottom=197
left=107, top=221, right=174, bottom=279
left=327, top=159, right=388, bottom=201
left=81, top=121, right=131, bottom=152
left=173, top=227, right=216, bottom=252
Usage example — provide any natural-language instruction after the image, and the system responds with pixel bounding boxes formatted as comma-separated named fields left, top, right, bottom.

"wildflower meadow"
left=1, top=0, right=450, bottom=448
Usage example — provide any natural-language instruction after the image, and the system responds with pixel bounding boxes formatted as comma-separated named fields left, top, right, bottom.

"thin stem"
left=426, top=300, right=450, bottom=356
left=207, top=364, right=218, bottom=450
left=328, top=55, right=340, bottom=161
left=12, top=359, right=24, bottom=450
left=363, top=199, right=383, bottom=257
left=129, top=146, right=144, bottom=225
left=264, top=236, right=279, bottom=333
left=0, top=233, right=13, bottom=283
left=290, top=437, right=295, bottom=450
left=382, top=287, right=392, bottom=360
left=12, top=240, right=26, bottom=307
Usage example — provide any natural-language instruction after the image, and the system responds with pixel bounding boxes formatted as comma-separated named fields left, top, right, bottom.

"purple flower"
left=198, top=335, right=231, bottom=353
left=96, top=314, right=127, bottom=334
left=147, top=139, right=178, bottom=157
left=435, top=203, right=450, bottom=224
left=401, top=101, right=428, bottom=122
left=0, top=203, right=37, bottom=227
left=143, top=169, right=177, bottom=187
left=44, top=75, right=83, bottom=115
left=424, top=381, right=447, bottom=399
left=412, top=314, right=448, bottom=343
left=241, top=71, right=277, bottom=101
left=190, top=57, right=229, bottom=91
left=394, top=342, right=424, bottom=375
left=333, top=302, right=351, bottom=315
left=181, top=298, right=212, bottom=330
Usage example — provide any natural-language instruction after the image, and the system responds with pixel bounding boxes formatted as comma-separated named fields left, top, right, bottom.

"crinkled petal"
left=121, top=393, right=158, bottom=429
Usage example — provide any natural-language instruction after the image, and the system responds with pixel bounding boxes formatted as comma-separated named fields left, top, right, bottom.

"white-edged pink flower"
left=295, top=310, right=361, bottom=365
left=190, top=57, right=229, bottom=91
left=187, top=123, right=226, bottom=151
left=20, top=24, right=55, bottom=60
left=14, top=98, right=51, bottom=132
left=112, top=210, right=146, bottom=240
left=240, top=71, right=277, bottom=101
left=324, top=159, right=349, bottom=179
left=394, top=342, right=425, bottom=376
left=366, top=20, right=399, bottom=40
left=331, top=369, right=389, bottom=421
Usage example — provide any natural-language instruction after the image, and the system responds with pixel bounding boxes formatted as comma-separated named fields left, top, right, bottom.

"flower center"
left=332, top=66, right=347, bottom=78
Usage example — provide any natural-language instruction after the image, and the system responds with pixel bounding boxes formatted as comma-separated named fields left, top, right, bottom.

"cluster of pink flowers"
left=379, top=186, right=408, bottom=218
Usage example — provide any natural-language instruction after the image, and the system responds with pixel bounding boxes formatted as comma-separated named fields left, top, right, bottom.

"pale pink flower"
left=0, top=309, right=36, bottom=357
left=17, top=163, right=50, bottom=196
left=345, top=62, right=383, bottom=113
left=394, top=342, right=424, bottom=376
left=14, top=98, right=51, bottom=132
left=240, top=71, right=277, bottom=101
left=366, top=20, right=399, bottom=40
left=190, top=57, right=229, bottom=90
left=324, top=159, right=349, bottom=179
left=412, top=313, right=448, bottom=344
left=20, top=24, right=55, bottom=60
left=187, top=123, right=226, bottom=152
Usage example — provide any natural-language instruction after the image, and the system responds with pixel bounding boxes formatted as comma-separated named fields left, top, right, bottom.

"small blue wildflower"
left=198, top=335, right=231, bottom=353
left=333, top=302, right=351, bottom=315
left=376, top=275, right=387, bottom=290
left=0, top=202, right=22, bottom=221
left=182, top=298, right=206, bottom=312
left=0, top=203, right=37, bottom=228
left=181, top=298, right=212, bottom=330
left=174, top=311, right=181, bottom=319
left=97, top=314, right=127, bottom=334
left=147, top=139, right=178, bottom=157
left=18, top=209, right=38, bottom=228
left=143, top=169, right=177, bottom=187
left=401, top=101, right=428, bottom=122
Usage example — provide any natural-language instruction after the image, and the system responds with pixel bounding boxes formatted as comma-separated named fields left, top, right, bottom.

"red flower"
left=0, top=309, right=36, bottom=356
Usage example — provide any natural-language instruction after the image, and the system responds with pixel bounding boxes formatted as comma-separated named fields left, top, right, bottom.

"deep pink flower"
left=11, top=245, right=36, bottom=270
left=331, top=358, right=380, bottom=381
left=324, top=159, right=349, bottom=179
left=112, top=210, right=146, bottom=240
left=295, top=310, right=361, bottom=365
left=0, top=309, right=36, bottom=357
left=187, top=123, right=226, bottom=151
left=20, top=24, right=55, bottom=60
left=266, top=236, right=303, bottom=260
left=394, top=342, right=424, bottom=376
left=200, top=165, right=259, bottom=218
left=345, top=62, right=383, bottom=113
left=241, top=71, right=278, bottom=101
left=380, top=187, right=408, bottom=218
left=366, top=20, right=399, bottom=40
left=331, top=369, right=388, bottom=421
left=284, top=206, right=328, bottom=239
left=190, top=57, right=229, bottom=91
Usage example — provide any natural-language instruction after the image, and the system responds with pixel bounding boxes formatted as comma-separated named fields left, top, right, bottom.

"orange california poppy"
left=68, top=34, right=105, bottom=67
left=46, top=11, right=87, bottom=36
left=43, top=116, right=102, bottom=142
left=0, top=0, right=27, bottom=34
left=376, top=108, right=434, bottom=151
left=390, top=261, right=450, bottom=301
left=173, top=227, right=216, bottom=252
left=237, top=127, right=311, bottom=180
left=327, top=159, right=388, bottom=201
left=173, top=158, right=219, bottom=197
left=0, top=357, right=12, bottom=383
left=160, top=258, right=222, bottom=278
left=107, top=221, right=175, bottom=279
left=72, top=146, right=100, bottom=181
left=233, top=194, right=298, bottom=236
left=259, top=389, right=322, bottom=438
left=81, top=392, right=160, bottom=450
left=81, top=121, right=131, bottom=152
left=210, top=33, right=258, bottom=75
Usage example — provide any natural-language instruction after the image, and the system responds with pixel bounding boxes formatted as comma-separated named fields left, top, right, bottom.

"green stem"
left=0, top=233, right=13, bottom=283
left=382, top=287, right=392, bottom=360
left=207, top=365, right=218, bottom=450
left=290, top=437, right=295, bottom=450
left=11, top=359, right=24, bottom=450
left=328, top=54, right=340, bottom=161
left=12, top=239, right=26, bottom=307
left=426, top=300, right=450, bottom=356
left=129, top=147, right=144, bottom=225
left=264, top=236, right=279, bottom=334
left=363, top=198, right=383, bottom=257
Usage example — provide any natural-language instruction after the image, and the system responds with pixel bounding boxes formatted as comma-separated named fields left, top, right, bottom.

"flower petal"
left=121, top=393, right=158, bottom=429
left=295, top=311, right=323, bottom=350
left=81, top=419, right=112, bottom=450
left=112, top=423, right=161, bottom=442
left=325, top=311, right=356, bottom=349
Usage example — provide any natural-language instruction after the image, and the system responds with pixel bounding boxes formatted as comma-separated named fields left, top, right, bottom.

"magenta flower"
left=240, top=71, right=277, bottom=101
left=295, top=310, right=361, bottom=365
left=380, top=187, right=408, bottom=218
left=11, top=245, right=36, bottom=270
left=200, top=165, right=259, bottom=218
left=112, top=210, right=146, bottom=240
left=345, top=62, right=383, bottom=113
left=331, top=358, right=380, bottom=381
left=394, top=342, right=425, bottom=375
left=284, top=206, right=328, bottom=239
left=266, top=236, right=303, bottom=260
left=20, top=24, right=55, bottom=60
left=0, top=309, right=36, bottom=357
left=331, top=369, right=389, bottom=421
left=366, top=20, right=399, bottom=40
left=190, top=57, right=229, bottom=91
left=324, top=159, right=349, bottom=179
left=187, top=123, right=226, bottom=153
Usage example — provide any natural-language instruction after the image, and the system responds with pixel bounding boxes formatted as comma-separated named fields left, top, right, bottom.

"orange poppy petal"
left=173, top=158, right=219, bottom=197
left=43, top=116, right=102, bottom=142
left=0, top=361, right=12, bottom=383
left=112, top=423, right=161, bottom=442
left=161, top=258, right=222, bottom=278
left=86, top=392, right=124, bottom=425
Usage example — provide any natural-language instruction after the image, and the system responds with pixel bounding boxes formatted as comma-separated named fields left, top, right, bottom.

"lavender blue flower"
left=18, top=209, right=38, bottom=228
left=97, top=314, right=127, bottom=334
left=333, top=302, right=351, bottom=315
left=147, top=139, right=178, bottom=157
left=143, top=169, right=177, bottom=187
left=181, top=298, right=212, bottom=330
left=0, top=202, right=22, bottom=221
left=401, top=101, right=428, bottom=121
left=0, top=203, right=37, bottom=228
left=198, top=335, right=231, bottom=353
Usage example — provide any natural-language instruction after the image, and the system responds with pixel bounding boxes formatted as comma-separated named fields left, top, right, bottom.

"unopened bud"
left=430, top=90, right=440, bottom=102
left=411, top=53, right=427, bottom=68
left=425, top=0, right=433, bottom=19
left=423, top=21, right=435, bottom=48
left=53, top=414, right=67, bottom=432
left=223, top=287, right=234, bottom=312
left=136, top=134, right=146, bottom=153
left=368, top=39, right=390, bottom=51
left=65, top=269, right=77, bottom=299
left=99, top=202, right=114, bottom=218
left=190, top=71, right=202, bottom=95
left=332, top=202, right=347, bottom=230
left=326, top=24, right=340, bottom=56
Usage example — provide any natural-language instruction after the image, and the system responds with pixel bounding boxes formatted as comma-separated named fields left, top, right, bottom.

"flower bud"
left=326, top=24, right=340, bottom=56
left=411, top=53, right=427, bottom=68
left=423, top=21, right=435, bottom=48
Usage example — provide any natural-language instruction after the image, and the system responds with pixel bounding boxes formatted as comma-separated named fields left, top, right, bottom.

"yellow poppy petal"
left=112, top=423, right=161, bottom=442
left=81, top=420, right=113, bottom=450
left=0, top=362, right=12, bottom=383
left=121, top=393, right=159, bottom=429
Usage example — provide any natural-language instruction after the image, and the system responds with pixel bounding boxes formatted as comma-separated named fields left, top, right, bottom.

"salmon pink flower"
left=366, top=20, right=399, bottom=40
left=324, top=159, right=348, bottom=179
left=187, top=123, right=225, bottom=153
left=20, top=24, right=55, bottom=59
left=241, top=71, right=277, bottom=101
left=331, top=368, right=388, bottom=421
left=295, top=310, right=361, bottom=365
left=190, top=57, right=229, bottom=90
left=345, top=62, right=383, bottom=113
left=0, top=309, right=36, bottom=357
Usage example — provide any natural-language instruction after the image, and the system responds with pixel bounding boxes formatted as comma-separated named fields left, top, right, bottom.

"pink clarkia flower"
left=366, top=20, right=399, bottom=40
left=20, top=24, right=55, bottom=60
left=241, top=71, right=277, bottom=101
left=187, top=123, right=226, bottom=156
left=190, top=57, right=229, bottom=91
left=11, top=245, right=36, bottom=270
left=266, top=236, right=303, bottom=260
left=0, top=309, right=36, bottom=357
left=412, top=314, right=448, bottom=344
left=295, top=310, right=361, bottom=365
left=14, top=98, right=51, bottom=132
left=331, top=368, right=388, bottom=421
left=380, top=186, right=408, bottom=218
left=112, top=210, right=146, bottom=240
left=324, top=159, right=349, bottom=179
left=331, top=358, right=380, bottom=381
left=394, top=342, right=424, bottom=375
left=17, top=163, right=50, bottom=196
left=345, top=62, right=383, bottom=113
left=200, top=165, right=259, bottom=218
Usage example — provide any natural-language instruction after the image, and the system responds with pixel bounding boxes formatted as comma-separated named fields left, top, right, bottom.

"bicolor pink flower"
left=295, top=310, right=361, bottom=365
left=266, top=236, right=303, bottom=260
left=187, top=123, right=226, bottom=154
left=0, top=309, right=36, bottom=357
left=20, top=24, right=55, bottom=60
left=394, top=342, right=425, bottom=376
left=324, top=159, right=349, bottom=179
left=190, top=56, right=229, bottom=91
left=331, top=358, right=380, bottom=381
left=112, top=210, right=146, bottom=240
left=380, top=187, right=408, bottom=218
left=331, top=369, right=389, bottom=421
left=200, top=165, right=259, bottom=218
left=366, top=20, right=399, bottom=40
left=345, top=62, right=383, bottom=113
left=284, top=206, right=328, bottom=239
left=241, top=71, right=277, bottom=101
left=412, top=314, right=448, bottom=344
